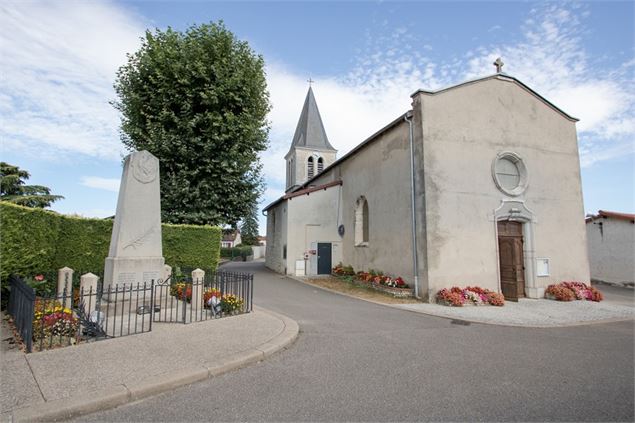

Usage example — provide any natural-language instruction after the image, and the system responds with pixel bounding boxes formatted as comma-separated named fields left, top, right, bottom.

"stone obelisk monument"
left=104, top=150, right=164, bottom=293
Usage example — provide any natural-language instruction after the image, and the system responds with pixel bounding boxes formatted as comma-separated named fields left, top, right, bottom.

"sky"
left=1, top=0, right=633, bottom=234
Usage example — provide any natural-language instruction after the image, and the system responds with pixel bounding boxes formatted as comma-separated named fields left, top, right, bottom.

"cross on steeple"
left=307, top=77, right=314, bottom=86
left=493, top=57, right=504, bottom=73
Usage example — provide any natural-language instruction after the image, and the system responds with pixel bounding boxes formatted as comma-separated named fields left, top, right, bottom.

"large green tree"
left=0, top=162, right=64, bottom=208
left=240, top=202, right=260, bottom=246
left=113, top=22, right=270, bottom=226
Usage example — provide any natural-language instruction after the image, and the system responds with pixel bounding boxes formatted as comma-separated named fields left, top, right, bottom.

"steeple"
left=287, top=87, right=335, bottom=155
left=285, top=87, right=337, bottom=191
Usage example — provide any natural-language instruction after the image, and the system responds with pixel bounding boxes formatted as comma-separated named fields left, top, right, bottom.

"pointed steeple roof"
left=287, top=87, right=335, bottom=156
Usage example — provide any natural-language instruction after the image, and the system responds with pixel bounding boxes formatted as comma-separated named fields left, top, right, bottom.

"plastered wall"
left=587, top=218, right=635, bottom=284
left=413, top=77, right=590, bottom=298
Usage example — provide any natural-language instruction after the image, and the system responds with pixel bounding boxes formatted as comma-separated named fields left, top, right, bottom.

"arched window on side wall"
left=307, top=156, right=314, bottom=179
left=355, top=196, right=369, bottom=246
left=317, top=157, right=324, bottom=173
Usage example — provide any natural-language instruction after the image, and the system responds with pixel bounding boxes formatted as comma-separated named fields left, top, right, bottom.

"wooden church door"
left=497, top=221, right=525, bottom=301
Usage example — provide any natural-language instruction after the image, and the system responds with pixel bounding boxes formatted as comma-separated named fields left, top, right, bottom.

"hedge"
left=220, top=246, right=253, bottom=259
left=163, top=224, right=221, bottom=272
left=0, top=202, right=221, bottom=282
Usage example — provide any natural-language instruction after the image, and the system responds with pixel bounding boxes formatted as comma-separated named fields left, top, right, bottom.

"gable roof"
left=286, top=87, right=336, bottom=157
left=586, top=210, right=635, bottom=223
left=411, top=73, right=579, bottom=122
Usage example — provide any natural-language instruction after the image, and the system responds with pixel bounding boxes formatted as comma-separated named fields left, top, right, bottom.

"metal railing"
left=154, top=271, right=253, bottom=324
left=7, top=269, right=253, bottom=352
left=7, top=276, right=35, bottom=353
left=7, top=276, right=154, bottom=352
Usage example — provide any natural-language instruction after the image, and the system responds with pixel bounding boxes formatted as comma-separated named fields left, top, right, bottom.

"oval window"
left=492, top=152, right=528, bottom=196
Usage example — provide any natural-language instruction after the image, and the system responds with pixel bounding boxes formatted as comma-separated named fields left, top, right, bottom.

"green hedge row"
left=220, top=246, right=253, bottom=259
left=0, top=202, right=221, bottom=281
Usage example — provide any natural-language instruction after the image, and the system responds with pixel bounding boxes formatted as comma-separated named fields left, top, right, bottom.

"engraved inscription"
left=132, top=151, right=158, bottom=184
left=143, top=271, right=160, bottom=284
left=117, top=272, right=137, bottom=287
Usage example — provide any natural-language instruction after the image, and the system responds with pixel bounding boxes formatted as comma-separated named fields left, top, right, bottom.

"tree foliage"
left=0, top=162, right=64, bottom=208
left=113, top=22, right=270, bottom=226
left=240, top=202, right=260, bottom=245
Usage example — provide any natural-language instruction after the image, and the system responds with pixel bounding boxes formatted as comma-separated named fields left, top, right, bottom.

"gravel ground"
left=395, top=297, right=634, bottom=327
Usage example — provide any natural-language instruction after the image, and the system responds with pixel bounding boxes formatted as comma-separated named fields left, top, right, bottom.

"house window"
left=317, top=157, right=324, bottom=173
left=307, top=157, right=314, bottom=178
left=355, top=196, right=369, bottom=246
left=283, top=244, right=287, bottom=259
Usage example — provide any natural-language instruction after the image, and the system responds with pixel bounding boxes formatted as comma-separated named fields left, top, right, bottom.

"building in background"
left=221, top=229, right=242, bottom=248
left=586, top=210, right=635, bottom=287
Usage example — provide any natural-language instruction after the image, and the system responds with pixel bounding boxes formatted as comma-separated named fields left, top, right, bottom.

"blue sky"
left=1, top=1, right=633, bottom=234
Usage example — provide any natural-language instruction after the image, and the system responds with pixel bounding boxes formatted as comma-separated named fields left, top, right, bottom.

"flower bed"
left=170, top=283, right=245, bottom=313
left=331, top=264, right=414, bottom=298
left=436, top=286, right=505, bottom=307
left=32, top=299, right=79, bottom=341
left=220, top=294, right=244, bottom=313
left=545, top=282, right=603, bottom=302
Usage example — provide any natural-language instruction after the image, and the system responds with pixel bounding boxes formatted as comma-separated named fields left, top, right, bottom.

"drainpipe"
left=404, top=111, right=419, bottom=298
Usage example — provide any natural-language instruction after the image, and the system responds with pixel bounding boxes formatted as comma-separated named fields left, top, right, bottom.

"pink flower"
left=34, top=274, right=44, bottom=281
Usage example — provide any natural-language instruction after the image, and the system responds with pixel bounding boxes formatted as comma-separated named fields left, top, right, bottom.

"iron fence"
left=7, top=269, right=254, bottom=352
left=154, top=271, right=253, bottom=324
left=7, top=275, right=153, bottom=352
left=7, top=275, right=35, bottom=353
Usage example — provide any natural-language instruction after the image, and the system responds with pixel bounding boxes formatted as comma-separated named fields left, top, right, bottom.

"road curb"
left=289, top=275, right=634, bottom=329
left=10, top=307, right=299, bottom=423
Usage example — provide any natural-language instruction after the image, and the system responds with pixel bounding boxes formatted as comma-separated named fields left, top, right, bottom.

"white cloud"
left=2, top=0, right=631, bottom=218
left=80, top=177, right=121, bottom=192
left=262, top=1, right=634, bottom=199
left=0, top=0, right=146, bottom=160
left=460, top=3, right=634, bottom=165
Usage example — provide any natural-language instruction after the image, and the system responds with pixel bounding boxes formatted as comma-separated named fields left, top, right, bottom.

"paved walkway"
left=0, top=307, right=297, bottom=422
left=395, top=296, right=634, bottom=327
left=291, top=274, right=634, bottom=327
left=396, top=282, right=634, bottom=327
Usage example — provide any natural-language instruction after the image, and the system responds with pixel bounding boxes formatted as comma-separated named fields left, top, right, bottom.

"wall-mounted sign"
left=536, top=258, right=550, bottom=277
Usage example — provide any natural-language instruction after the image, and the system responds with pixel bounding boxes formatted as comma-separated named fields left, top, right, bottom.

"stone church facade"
left=265, top=72, right=590, bottom=302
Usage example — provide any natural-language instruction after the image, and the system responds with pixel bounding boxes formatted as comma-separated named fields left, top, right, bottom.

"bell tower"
left=285, top=86, right=337, bottom=192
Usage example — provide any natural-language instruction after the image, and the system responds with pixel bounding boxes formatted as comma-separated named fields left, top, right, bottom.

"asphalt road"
left=78, top=261, right=634, bottom=422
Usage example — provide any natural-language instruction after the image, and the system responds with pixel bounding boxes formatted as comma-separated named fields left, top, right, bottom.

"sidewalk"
left=1, top=307, right=298, bottom=422
left=291, top=276, right=634, bottom=328
left=394, top=297, right=634, bottom=327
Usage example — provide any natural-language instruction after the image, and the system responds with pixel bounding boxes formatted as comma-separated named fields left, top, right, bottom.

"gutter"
left=404, top=110, right=420, bottom=299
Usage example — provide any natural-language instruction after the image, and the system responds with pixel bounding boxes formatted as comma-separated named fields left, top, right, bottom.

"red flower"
left=35, top=274, right=44, bottom=281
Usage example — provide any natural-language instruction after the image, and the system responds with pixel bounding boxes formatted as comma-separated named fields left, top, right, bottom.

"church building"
left=264, top=64, right=591, bottom=302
